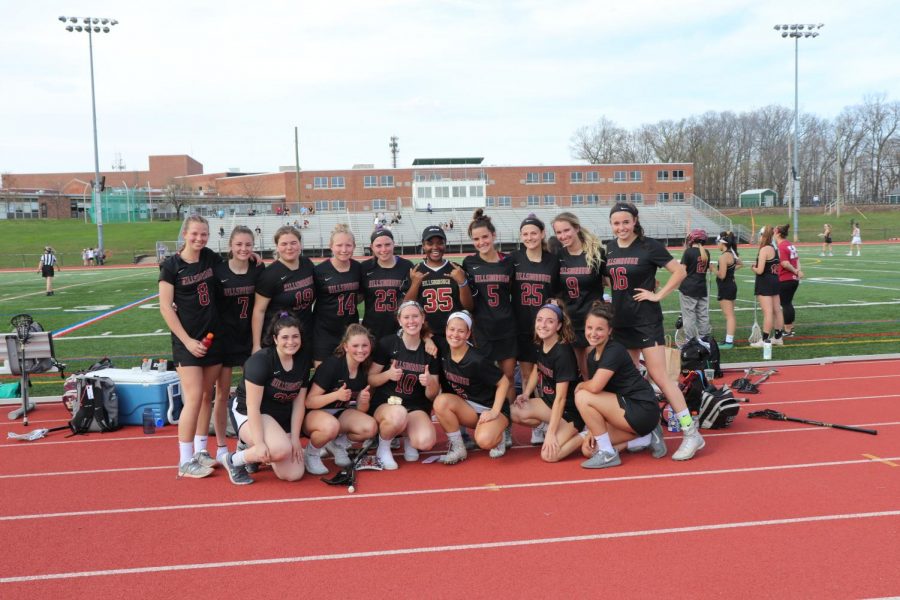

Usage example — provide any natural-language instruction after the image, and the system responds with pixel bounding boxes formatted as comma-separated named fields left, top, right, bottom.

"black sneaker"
left=236, top=440, right=260, bottom=473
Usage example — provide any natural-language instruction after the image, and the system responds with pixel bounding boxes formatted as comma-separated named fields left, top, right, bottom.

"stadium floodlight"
left=58, top=15, right=118, bottom=258
left=774, top=22, right=824, bottom=242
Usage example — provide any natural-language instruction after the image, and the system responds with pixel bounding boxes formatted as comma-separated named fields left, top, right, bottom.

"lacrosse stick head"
left=748, top=321, right=762, bottom=345
left=10, top=314, right=33, bottom=342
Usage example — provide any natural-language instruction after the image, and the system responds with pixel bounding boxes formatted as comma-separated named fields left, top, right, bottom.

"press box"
left=87, top=368, right=183, bottom=426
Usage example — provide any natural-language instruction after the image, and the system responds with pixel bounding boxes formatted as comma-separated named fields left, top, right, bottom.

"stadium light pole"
left=58, top=15, right=118, bottom=258
left=774, top=23, right=823, bottom=243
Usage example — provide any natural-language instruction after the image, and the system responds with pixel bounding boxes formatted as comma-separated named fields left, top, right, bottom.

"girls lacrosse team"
left=161, top=206, right=714, bottom=484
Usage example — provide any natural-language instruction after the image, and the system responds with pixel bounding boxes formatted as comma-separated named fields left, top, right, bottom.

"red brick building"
left=1, top=154, right=693, bottom=219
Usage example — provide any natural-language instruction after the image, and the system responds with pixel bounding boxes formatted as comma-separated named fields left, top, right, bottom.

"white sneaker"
left=819, top=253, right=825, bottom=256
left=846, top=252, right=853, bottom=256
left=672, top=420, right=705, bottom=461
left=377, top=447, right=398, bottom=470
left=441, top=437, right=468, bottom=465
left=749, top=339, right=765, bottom=348
left=403, top=437, right=419, bottom=462
left=772, top=336, right=784, bottom=346
left=326, top=437, right=351, bottom=468
left=489, top=438, right=507, bottom=458
left=304, top=447, right=329, bottom=475
left=530, top=422, right=546, bottom=445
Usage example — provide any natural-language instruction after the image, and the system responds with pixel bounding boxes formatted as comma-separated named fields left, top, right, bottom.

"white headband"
left=447, top=311, right=472, bottom=330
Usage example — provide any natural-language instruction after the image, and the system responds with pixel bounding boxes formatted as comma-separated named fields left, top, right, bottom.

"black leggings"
left=779, top=280, right=800, bottom=325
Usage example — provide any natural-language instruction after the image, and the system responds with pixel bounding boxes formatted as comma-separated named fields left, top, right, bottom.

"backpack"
left=678, top=370, right=706, bottom=414
left=679, top=335, right=723, bottom=378
left=697, top=386, right=741, bottom=429
left=62, top=358, right=113, bottom=412
left=68, top=377, right=121, bottom=435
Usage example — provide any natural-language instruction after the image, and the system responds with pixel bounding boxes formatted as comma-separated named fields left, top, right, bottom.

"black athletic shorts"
left=824, top=236, right=832, bottom=244
left=716, top=279, right=737, bottom=302
left=619, top=396, right=660, bottom=437
left=516, top=334, right=539, bottom=363
left=613, top=321, right=666, bottom=350
left=172, top=337, right=222, bottom=368
left=41, top=265, right=54, bottom=278
left=473, top=334, right=518, bottom=363
left=222, top=351, right=251, bottom=369
left=754, top=276, right=780, bottom=297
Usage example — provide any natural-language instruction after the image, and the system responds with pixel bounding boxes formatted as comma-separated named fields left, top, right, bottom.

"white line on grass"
left=1, top=452, right=898, bottom=521
left=0, top=271, right=151, bottom=303
left=1, top=509, right=898, bottom=583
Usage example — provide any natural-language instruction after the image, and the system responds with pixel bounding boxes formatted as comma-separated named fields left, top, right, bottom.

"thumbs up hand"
left=387, top=360, right=403, bottom=382
left=419, top=365, right=431, bottom=387
left=337, top=383, right=352, bottom=402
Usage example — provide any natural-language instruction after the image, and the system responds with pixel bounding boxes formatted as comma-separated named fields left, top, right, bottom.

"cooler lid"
left=87, top=368, right=180, bottom=385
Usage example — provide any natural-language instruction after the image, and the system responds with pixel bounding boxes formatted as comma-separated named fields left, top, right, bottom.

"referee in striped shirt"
left=38, top=246, right=59, bottom=296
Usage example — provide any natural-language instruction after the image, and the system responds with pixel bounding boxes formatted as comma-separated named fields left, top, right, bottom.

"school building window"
left=486, top=196, right=495, bottom=207
left=657, top=170, right=670, bottom=181
left=452, top=186, right=467, bottom=198
left=331, top=200, right=346, bottom=210
left=315, top=200, right=330, bottom=211
left=672, top=192, right=685, bottom=201
left=435, top=187, right=449, bottom=198
left=630, top=193, right=643, bottom=203
left=585, top=171, right=599, bottom=182
left=543, top=195, right=556, bottom=205
left=657, top=192, right=670, bottom=202
left=380, top=175, right=394, bottom=187
left=497, top=196, right=511, bottom=207
left=330, top=176, right=345, bottom=188
left=314, top=176, right=328, bottom=189
left=615, top=193, right=627, bottom=202
left=364, top=175, right=377, bottom=188
left=527, top=195, right=540, bottom=206
left=586, top=194, right=599, bottom=205
left=613, top=170, right=627, bottom=182
left=542, top=172, right=555, bottom=184
left=417, top=187, right=432, bottom=199
left=372, top=199, right=386, bottom=210
left=469, top=185, right=483, bottom=196
left=672, top=170, right=685, bottom=181
left=525, top=172, right=539, bottom=184
left=570, top=172, right=583, bottom=183
left=572, top=194, right=585, bottom=205
left=630, top=170, right=642, bottom=182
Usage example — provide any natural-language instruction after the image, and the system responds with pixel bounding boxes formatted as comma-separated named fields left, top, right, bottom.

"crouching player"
left=432, top=311, right=511, bottom=464
left=575, top=302, right=665, bottom=469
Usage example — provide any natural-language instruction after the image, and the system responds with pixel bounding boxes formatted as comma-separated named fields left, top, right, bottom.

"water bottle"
left=666, top=406, right=681, bottom=432
left=154, top=408, right=164, bottom=429
left=763, top=340, right=772, bottom=360
left=142, top=408, right=156, bottom=434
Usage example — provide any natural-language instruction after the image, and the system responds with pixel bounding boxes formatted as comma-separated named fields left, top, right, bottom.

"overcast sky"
left=2, top=0, right=898, bottom=176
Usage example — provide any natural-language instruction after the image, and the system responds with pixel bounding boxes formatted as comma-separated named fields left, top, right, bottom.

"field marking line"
left=804, top=280, right=900, bottom=292
left=2, top=509, right=899, bottom=583
left=753, top=394, right=900, bottom=407
left=862, top=454, right=899, bottom=467
left=1, top=453, right=898, bottom=521
left=52, top=293, right=159, bottom=337
left=54, top=332, right=170, bottom=341
left=0, top=271, right=151, bottom=303
left=662, top=299, right=900, bottom=316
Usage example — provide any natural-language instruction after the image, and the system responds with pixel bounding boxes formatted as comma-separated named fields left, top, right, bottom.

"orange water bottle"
left=201, top=332, right=214, bottom=348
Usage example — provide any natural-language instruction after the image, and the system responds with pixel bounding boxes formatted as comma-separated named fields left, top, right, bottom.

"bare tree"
left=163, top=179, right=193, bottom=219
left=569, top=117, right=632, bottom=164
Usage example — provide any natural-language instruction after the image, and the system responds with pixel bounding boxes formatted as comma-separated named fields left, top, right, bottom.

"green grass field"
left=2, top=241, right=898, bottom=397
left=722, top=206, right=900, bottom=243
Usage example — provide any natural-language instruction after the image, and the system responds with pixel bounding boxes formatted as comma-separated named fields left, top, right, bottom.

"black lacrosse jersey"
left=436, top=338, right=504, bottom=408
left=372, top=334, right=439, bottom=412
left=510, top=249, right=561, bottom=336
left=159, top=247, right=222, bottom=341
left=310, top=354, right=368, bottom=411
left=360, top=256, right=413, bottom=340
left=586, top=340, right=656, bottom=405
left=557, top=248, right=606, bottom=332
left=234, top=346, right=311, bottom=428
left=535, top=341, right=579, bottom=411
left=255, top=257, right=316, bottom=336
left=679, top=247, right=709, bottom=298
left=462, top=253, right=516, bottom=341
left=312, top=259, right=362, bottom=339
left=408, top=261, right=465, bottom=337
left=605, top=237, right=673, bottom=328
left=214, top=260, right=262, bottom=356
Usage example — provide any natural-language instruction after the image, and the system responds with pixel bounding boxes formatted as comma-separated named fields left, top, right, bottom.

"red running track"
left=1, top=358, right=898, bottom=598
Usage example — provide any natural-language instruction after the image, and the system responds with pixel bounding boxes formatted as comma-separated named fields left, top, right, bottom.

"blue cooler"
left=88, top=368, right=183, bottom=426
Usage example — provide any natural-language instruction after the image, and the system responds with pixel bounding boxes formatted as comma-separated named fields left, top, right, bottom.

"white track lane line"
left=759, top=374, right=900, bottom=385
left=2, top=509, right=899, bottom=584
left=2, top=454, right=898, bottom=522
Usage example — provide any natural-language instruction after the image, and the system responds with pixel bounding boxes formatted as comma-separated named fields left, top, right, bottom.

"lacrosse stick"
left=748, top=298, right=762, bottom=345
left=9, top=314, right=34, bottom=425
left=748, top=409, right=877, bottom=435
left=321, top=437, right=380, bottom=494
left=731, top=368, right=776, bottom=393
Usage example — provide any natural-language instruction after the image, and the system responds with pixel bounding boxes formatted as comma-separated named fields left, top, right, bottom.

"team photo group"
left=159, top=202, right=739, bottom=485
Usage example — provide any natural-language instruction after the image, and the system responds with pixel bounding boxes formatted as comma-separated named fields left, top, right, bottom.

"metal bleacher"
left=202, top=199, right=732, bottom=256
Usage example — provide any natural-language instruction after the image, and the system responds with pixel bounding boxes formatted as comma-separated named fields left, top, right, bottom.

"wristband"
left=458, top=279, right=469, bottom=288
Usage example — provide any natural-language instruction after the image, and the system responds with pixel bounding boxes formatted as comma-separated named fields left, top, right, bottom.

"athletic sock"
left=216, top=445, right=228, bottom=460
left=774, top=329, right=783, bottom=340
left=725, top=335, right=734, bottom=344
left=762, top=332, right=770, bottom=341
left=676, top=409, right=694, bottom=429
left=179, top=441, right=194, bottom=466
left=307, top=442, right=319, bottom=454
left=446, top=430, right=462, bottom=443
left=627, top=433, right=651, bottom=449
left=594, top=433, right=614, bottom=454
left=377, top=436, right=393, bottom=459
left=231, top=450, right=246, bottom=467
left=193, top=435, right=208, bottom=454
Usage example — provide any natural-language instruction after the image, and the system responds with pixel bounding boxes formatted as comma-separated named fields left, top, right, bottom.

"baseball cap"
left=422, top=225, right=446, bottom=242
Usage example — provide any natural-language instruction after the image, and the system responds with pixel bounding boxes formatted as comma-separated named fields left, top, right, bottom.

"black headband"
left=609, top=203, right=639, bottom=217
left=520, top=214, right=545, bottom=230
left=370, top=228, right=394, bottom=243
